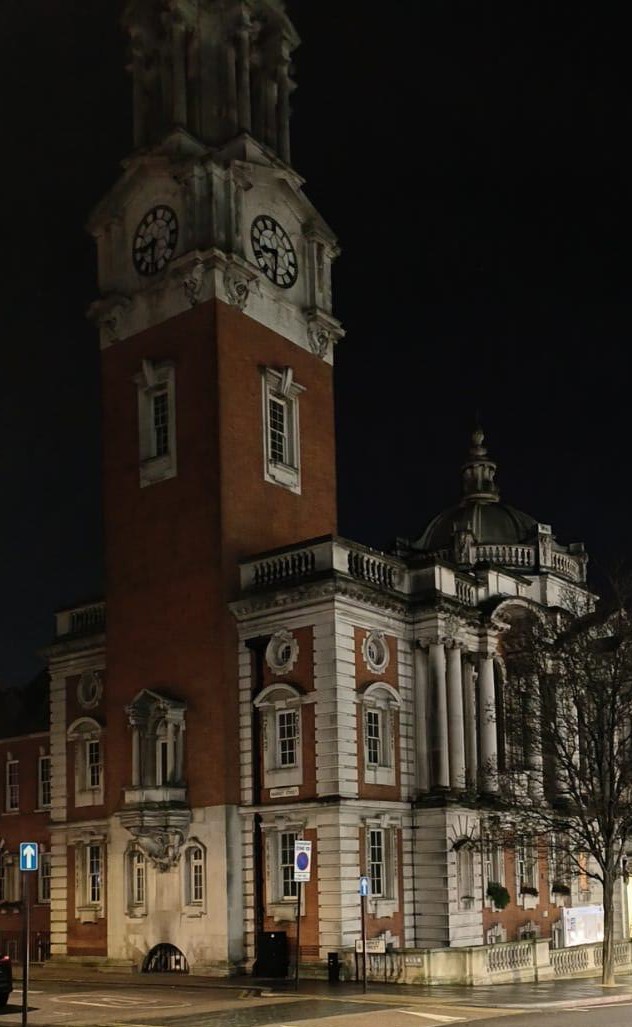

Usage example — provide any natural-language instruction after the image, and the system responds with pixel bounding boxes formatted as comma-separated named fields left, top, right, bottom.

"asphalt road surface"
left=0, top=980, right=512, bottom=1027
left=4, top=980, right=632, bottom=1027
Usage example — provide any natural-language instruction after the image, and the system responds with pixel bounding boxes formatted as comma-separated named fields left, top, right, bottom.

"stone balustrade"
left=55, top=601, right=106, bottom=637
left=475, top=544, right=535, bottom=569
left=341, top=939, right=632, bottom=986
left=240, top=536, right=404, bottom=593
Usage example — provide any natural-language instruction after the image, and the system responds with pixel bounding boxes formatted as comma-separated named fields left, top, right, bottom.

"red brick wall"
left=482, top=842, right=562, bottom=941
left=354, top=629, right=402, bottom=801
left=100, top=298, right=337, bottom=815
left=0, top=734, right=51, bottom=934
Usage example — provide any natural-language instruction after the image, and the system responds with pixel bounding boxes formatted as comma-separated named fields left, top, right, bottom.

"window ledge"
left=140, top=454, right=176, bottom=488
left=371, top=898, right=397, bottom=918
left=364, top=765, right=395, bottom=787
left=265, top=462, right=300, bottom=493
left=76, top=904, right=102, bottom=924
left=268, top=901, right=297, bottom=923
left=183, top=906, right=205, bottom=918
left=265, top=766, right=303, bottom=789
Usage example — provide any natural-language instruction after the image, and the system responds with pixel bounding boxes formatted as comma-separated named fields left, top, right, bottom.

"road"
left=3, top=979, right=632, bottom=1027
left=0, top=979, right=514, bottom=1027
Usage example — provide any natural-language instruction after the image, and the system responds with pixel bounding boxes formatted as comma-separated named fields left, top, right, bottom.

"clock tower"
left=86, top=0, right=342, bottom=972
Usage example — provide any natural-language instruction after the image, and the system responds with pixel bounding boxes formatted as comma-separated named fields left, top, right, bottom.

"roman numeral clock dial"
left=251, top=215, right=298, bottom=289
left=132, top=206, right=178, bottom=276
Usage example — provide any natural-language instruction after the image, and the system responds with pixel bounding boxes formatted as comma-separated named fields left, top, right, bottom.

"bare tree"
left=496, top=586, right=632, bottom=985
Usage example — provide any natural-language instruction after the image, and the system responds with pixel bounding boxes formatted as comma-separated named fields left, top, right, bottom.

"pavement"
left=14, top=962, right=632, bottom=1012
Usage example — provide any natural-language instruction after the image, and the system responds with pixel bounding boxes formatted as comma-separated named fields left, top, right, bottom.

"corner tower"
left=85, top=0, right=341, bottom=973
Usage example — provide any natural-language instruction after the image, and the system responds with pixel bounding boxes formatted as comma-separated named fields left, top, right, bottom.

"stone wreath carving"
left=224, top=267, right=251, bottom=310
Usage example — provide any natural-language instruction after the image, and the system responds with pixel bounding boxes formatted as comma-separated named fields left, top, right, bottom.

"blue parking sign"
left=19, top=842, right=38, bottom=872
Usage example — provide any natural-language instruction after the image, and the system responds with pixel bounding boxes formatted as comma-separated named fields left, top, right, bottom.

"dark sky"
left=0, top=1, right=629, bottom=687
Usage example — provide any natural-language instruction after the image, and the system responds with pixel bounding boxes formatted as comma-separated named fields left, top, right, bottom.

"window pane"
left=39, top=853, right=51, bottom=903
left=191, top=847, right=204, bottom=903
left=277, top=711, right=298, bottom=767
left=88, top=845, right=101, bottom=903
left=280, top=831, right=298, bottom=898
left=131, top=851, right=145, bottom=904
left=39, top=756, right=51, bottom=807
left=369, top=829, right=384, bottom=897
left=87, top=742, right=101, bottom=788
left=153, top=391, right=169, bottom=457
left=269, top=398, right=287, bottom=464
left=366, top=711, right=381, bottom=766
left=7, top=761, right=19, bottom=810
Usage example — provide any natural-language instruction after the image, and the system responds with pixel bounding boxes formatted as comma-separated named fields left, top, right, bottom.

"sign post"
left=19, top=842, right=38, bottom=1027
left=359, top=875, right=370, bottom=993
left=293, top=840, right=312, bottom=992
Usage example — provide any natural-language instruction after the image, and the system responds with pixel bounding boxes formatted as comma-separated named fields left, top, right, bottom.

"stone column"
left=463, top=658, right=478, bottom=790
left=277, top=59, right=291, bottom=163
left=166, top=721, right=175, bottom=783
left=446, top=642, right=466, bottom=791
left=131, top=727, right=140, bottom=786
left=224, top=39, right=239, bottom=137
left=429, top=639, right=449, bottom=788
left=131, top=38, right=147, bottom=149
left=236, top=25, right=252, bottom=131
left=172, top=17, right=188, bottom=126
left=414, top=643, right=430, bottom=792
left=526, top=675, right=543, bottom=797
left=478, top=654, right=498, bottom=792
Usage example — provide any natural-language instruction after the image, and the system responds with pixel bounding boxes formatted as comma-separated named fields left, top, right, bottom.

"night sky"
left=0, top=2, right=629, bottom=687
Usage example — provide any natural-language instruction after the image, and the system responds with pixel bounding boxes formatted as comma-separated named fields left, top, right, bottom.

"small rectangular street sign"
left=355, top=938, right=386, bottom=955
left=294, top=839, right=312, bottom=882
left=19, top=842, right=38, bottom=872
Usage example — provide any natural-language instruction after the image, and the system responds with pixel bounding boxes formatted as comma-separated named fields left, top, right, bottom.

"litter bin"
left=327, top=951, right=340, bottom=983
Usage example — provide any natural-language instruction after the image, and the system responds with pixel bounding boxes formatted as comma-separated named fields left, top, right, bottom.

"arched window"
left=455, top=841, right=475, bottom=910
left=67, top=718, right=104, bottom=807
left=183, top=840, right=206, bottom=915
left=360, top=683, right=401, bottom=787
left=126, top=846, right=146, bottom=915
left=254, top=684, right=304, bottom=789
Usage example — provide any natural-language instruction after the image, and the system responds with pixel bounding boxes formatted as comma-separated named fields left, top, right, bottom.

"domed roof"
left=416, top=499, right=537, bottom=551
left=413, top=428, right=538, bottom=554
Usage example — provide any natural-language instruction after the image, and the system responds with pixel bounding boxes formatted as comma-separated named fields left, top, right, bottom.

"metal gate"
left=142, top=943, right=189, bottom=973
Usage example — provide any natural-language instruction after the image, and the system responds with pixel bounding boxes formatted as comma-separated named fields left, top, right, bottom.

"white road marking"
left=397, top=1012, right=466, bottom=1022
left=50, top=992, right=190, bottom=1009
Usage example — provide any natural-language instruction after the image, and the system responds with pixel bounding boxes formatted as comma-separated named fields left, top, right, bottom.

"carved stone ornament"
left=362, top=630, right=390, bottom=674
left=307, top=320, right=332, bottom=358
left=77, top=670, right=103, bottom=710
left=223, top=267, right=251, bottom=310
left=265, top=629, right=299, bottom=674
left=183, top=260, right=205, bottom=306
left=128, top=826, right=185, bottom=872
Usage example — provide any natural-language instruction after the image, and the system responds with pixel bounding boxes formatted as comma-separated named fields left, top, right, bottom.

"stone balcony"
left=55, top=600, right=106, bottom=638
left=238, top=534, right=533, bottom=609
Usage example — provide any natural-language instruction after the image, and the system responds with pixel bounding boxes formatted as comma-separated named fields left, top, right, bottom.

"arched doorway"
left=142, top=943, right=189, bottom=973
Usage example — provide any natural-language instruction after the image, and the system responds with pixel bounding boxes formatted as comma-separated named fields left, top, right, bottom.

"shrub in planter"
left=551, top=881, right=571, bottom=896
left=520, top=884, right=539, bottom=897
left=486, top=882, right=510, bottom=909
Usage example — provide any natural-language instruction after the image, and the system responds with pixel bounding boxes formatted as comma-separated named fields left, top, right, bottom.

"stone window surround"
left=135, top=358, right=177, bottom=488
left=70, top=828, right=108, bottom=923
left=125, top=844, right=147, bottom=918
left=254, top=683, right=313, bottom=790
left=358, top=682, right=400, bottom=788
left=260, top=815, right=307, bottom=923
left=261, top=366, right=304, bottom=494
left=67, top=717, right=104, bottom=807
left=362, top=814, right=400, bottom=919
left=182, top=838, right=207, bottom=918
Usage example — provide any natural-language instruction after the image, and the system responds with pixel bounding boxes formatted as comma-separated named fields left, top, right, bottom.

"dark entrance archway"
left=142, top=943, right=189, bottom=973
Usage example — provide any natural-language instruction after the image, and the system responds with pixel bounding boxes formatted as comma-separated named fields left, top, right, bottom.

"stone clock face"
left=133, top=206, right=178, bottom=276
left=251, top=215, right=298, bottom=289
